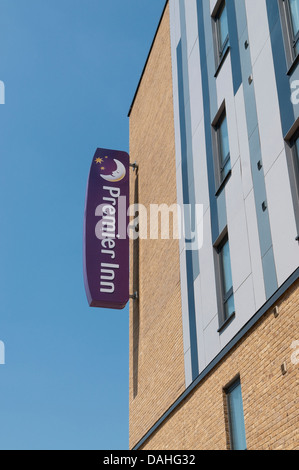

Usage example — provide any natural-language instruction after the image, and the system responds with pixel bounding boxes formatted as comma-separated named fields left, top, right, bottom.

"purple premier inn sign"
left=83, top=148, right=130, bottom=309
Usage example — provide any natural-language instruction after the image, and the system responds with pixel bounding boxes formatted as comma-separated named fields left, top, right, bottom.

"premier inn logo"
left=95, top=156, right=127, bottom=183
left=84, top=148, right=130, bottom=309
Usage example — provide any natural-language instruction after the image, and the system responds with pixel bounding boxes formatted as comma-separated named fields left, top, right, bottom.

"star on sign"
left=95, top=157, right=103, bottom=164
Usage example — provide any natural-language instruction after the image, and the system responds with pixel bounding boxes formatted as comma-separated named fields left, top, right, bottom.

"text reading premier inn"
left=102, top=454, right=196, bottom=467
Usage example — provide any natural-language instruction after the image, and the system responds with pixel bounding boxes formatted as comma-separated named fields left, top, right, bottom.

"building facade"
left=129, top=0, right=299, bottom=450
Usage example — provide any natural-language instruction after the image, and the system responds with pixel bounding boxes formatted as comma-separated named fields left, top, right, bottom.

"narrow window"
left=289, top=130, right=299, bottom=188
left=217, top=2, right=229, bottom=58
left=292, top=134, right=299, bottom=198
left=225, top=378, right=247, bottom=450
left=279, top=0, right=299, bottom=68
left=295, top=134, right=299, bottom=168
left=284, top=128, right=299, bottom=231
left=287, top=0, right=299, bottom=56
left=217, top=113, right=231, bottom=184
left=213, top=1, right=230, bottom=70
left=213, top=107, right=231, bottom=193
left=218, top=235, right=235, bottom=322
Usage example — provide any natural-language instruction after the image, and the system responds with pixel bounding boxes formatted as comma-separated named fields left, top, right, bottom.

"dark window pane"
left=290, top=0, right=299, bottom=38
left=295, top=137, right=299, bottom=166
left=221, top=156, right=231, bottom=181
left=218, top=4, right=229, bottom=53
left=220, top=238, right=235, bottom=321
left=224, top=294, right=235, bottom=320
left=218, top=114, right=230, bottom=182
left=219, top=115, right=230, bottom=164
left=221, top=239, right=233, bottom=296
left=227, top=381, right=247, bottom=450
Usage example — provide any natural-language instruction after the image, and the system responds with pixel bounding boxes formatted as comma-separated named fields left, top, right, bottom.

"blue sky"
left=0, top=0, right=165, bottom=450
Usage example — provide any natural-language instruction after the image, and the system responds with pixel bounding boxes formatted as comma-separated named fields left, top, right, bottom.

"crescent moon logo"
left=100, top=159, right=126, bottom=183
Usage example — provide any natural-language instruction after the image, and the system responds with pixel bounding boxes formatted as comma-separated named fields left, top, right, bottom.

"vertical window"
left=218, top=113, right=231, bottom=183
left=213, top=108, right=231, bottom=191
left=219, top=235, right=235, bottom=322
left=292, top=134, right=299, bottom=194
left=285, top=130, right=299, bottom=232
left=295, top=135, right=299, bottom=168
left=280, top=0, right=299, bottom=67
left=225, top=378, right=247, bottom=451
left=288, top=0, right=299, bottom=55
left=213, top=1, right=229, bottom=68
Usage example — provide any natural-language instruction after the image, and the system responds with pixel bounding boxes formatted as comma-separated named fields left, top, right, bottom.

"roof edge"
left=127, top=0, right=169, bottom=118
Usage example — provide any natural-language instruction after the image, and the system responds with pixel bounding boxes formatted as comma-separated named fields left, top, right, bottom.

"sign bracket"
left=129, top=292, right=138, bottom=301
left=129, top=162, right=138, bottom=172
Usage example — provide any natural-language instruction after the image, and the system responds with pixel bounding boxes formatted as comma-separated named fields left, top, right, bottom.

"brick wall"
left=129, top=3, right=186, bottom=450
left=140, top=279, right=299, bottom=450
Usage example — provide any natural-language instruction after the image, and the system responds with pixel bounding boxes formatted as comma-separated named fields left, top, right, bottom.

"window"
left=285, top=127, right=299, bottom=231
left=295, top=135, right=299, bottom=168
left=292, top=133, right=299, bottom=195
left=218, top=113, right=231, bottom=183
left=225, top=378, right=247, bottom=451
left=218, top=235, right=235, bottom=322
left=213, top=109, right=231, bottom=191
left=287, top=0, right=299, bottom=56
left=289, top=130, right=299, bottom=184
left=280, top=0, right=299, bottom=68
left=213, top=1, right=230, bottom=69
left=215, top=232, right=235, bottom=330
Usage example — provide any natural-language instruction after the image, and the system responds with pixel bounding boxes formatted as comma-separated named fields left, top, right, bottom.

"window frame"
left=212, top=105, right=232, bottom=194
left=214, top=229, right=235, bottom=331
left=217, top=113, right=231, bottom=183
left=284, top=122, right=299, bottom=236
left=218, top=234, right=235, bottom=322
left=279, top=0, right=299, bottom=72
left=216, top=2, right=229, bottom=59
left=212, top=0, right=230, bottom=73
left=290, top=129, right=299, bottom=199
left=285, top=0, right=299, bottom=54
left=293, top=131, right=299, bottom=173
left=225, top=377, right=247, bottom=451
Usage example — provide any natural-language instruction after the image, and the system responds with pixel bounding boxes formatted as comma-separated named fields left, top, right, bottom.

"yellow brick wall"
left=129, top=3, right=186, bottom=450
left=140, top=279, right=299, bottom=450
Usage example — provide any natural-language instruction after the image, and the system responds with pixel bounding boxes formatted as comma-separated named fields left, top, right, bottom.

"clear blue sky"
left=0, top=0, right=165, bottom=450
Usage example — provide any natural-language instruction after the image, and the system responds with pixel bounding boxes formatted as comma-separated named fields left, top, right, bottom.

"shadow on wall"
left=132, top=171, right=140, bottom=399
